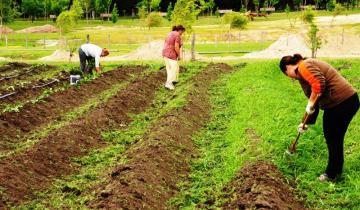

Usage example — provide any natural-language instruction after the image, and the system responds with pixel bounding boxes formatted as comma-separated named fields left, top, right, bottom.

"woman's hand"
left=298, top=123, right=308, bottom=133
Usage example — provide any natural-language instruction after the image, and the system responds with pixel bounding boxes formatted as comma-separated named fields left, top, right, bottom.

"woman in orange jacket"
left=280, top=54, right=359, bottom=182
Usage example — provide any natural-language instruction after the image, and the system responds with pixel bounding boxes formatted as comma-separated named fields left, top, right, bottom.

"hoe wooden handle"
left=288, top=95, right=321, bottom=154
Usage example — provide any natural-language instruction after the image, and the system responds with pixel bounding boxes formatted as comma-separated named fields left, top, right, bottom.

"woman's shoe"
left=318, top=173, right=335, bottom=182
left=164, top=83, right=175, bottom=90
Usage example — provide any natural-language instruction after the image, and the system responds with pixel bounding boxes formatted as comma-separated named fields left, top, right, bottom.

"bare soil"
left=0, top=66, right=146, bottom=153
left=0, top=69, right=166, bottom=207
left=16, top=24, right=58, bottom=34
left=222, top=161, right=307, bottom=210
left=88, top=63, right=234, bottom=209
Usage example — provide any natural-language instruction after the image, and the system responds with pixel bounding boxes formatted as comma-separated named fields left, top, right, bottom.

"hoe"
left=286, top=95, right=320, bottom=155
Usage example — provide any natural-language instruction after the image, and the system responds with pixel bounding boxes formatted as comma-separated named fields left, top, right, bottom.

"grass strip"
left=172, top=60, right=360, bottom=210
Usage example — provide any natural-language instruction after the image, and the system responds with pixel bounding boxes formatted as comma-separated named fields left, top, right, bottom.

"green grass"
left=172, top=59, right=360, bottom=209
left=186, top=42, right=272, bottom=57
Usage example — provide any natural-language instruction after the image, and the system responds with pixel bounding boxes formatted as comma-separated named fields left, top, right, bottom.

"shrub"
left=146, top=12, right=163, bottom=29
left=111, top=3, right=119, bottom=23
left=230, top=14, right=248, bottom=29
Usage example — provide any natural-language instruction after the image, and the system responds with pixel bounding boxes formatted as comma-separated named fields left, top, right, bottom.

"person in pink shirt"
left=162, top=25, right=185, bottom=90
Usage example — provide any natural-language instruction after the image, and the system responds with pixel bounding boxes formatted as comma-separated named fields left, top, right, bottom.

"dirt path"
left=221, top=161, right=307, bottom=210
left=88, top=63, right=234, bottom=209
left=0, top=70, right=166, bottom=207
left=0, top=66, right=146, bottom=153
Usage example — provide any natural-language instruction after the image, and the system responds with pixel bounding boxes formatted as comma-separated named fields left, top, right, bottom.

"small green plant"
left=285, top=4, right=298, bottom=28
left=2, top=103, right=23, bottom=113
left=31, top=88, right=54, bottom=104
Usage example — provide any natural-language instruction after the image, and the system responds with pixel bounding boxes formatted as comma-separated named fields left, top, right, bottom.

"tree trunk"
left=86, top=8, right=88, bottom=23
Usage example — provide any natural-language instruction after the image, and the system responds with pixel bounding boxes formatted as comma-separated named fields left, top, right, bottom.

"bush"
left=222, top=12, right=235, bottom=24
left=302, top=7, right=315, bottom=24
left=146, top=12, right=163, bottom=29
left=222, top=12, right=248, bottom=29
left=230, top=14, right=248, bottom=29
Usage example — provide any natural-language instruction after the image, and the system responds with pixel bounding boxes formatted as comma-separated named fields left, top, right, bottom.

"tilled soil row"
left=0, top=66, right=146, bottom=153
left=0, top=70, right=166, bottom=208
left=0, top=62, right=30, bottom=75
left=88, top=63, right=234, bottom=210
left=0, top=63, right=55, bottom=90
left=0, top=71, right=69, bottom=110
left=221, top=161, right=307, bottom=210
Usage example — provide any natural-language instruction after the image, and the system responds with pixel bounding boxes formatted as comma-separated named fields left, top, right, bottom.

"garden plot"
left=0, top=66, right=147, bottom=154
left=0, top=69, right=166, bottom=207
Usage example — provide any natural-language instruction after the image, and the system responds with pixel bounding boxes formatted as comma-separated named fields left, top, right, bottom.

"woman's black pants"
left=323, top=93, right=359, bottom=179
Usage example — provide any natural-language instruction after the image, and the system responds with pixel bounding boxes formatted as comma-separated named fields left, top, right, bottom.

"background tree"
left=171, top=0, right=202, bottom=32
left=95, top=0, right=111, bottom=20
left=150, top=0, right=161, bottom=12
left=56, top=10, right=75, bottom=35
left=302, top=7, right=321, bottom=58
left=111, top=3, right=119, bottom=23
left=71, top=0, right=83, bottom=21
left=166, top=2, right=172, bottom=21
left=0, top=0, right=16, bottom=25
left=82, top=0, right=92, bottom=23
left=51, top=0, right=70, bottom=16
left=43, top=0, right=51, bottom=20
left=21, top=0, right=43, bottom=21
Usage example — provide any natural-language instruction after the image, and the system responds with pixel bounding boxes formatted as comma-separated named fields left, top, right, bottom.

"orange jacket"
left=297, top=59, right=356, bottom=109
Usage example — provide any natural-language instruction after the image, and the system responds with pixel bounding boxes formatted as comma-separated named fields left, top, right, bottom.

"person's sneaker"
left=172, top=80, right=179, bottom=85
left=164, top=83, right=175, bottom=90
left=318, top=173, right=335, bottom=182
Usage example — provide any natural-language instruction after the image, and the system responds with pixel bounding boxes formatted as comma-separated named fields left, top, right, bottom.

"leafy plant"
left=285, top=4, right=298, bottom=28
left=2, top=103, right=23, bottom=113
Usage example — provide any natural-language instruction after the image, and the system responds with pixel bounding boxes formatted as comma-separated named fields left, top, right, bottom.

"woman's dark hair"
left=172, top=25, right=186, bottom=32
left=279, top=54, right=304, bottom=74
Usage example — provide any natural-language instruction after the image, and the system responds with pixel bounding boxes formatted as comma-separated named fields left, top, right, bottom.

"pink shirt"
left=162, top=31, right=182, bottom=60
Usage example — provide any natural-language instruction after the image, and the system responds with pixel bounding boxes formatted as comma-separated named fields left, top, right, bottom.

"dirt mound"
left=0, top=68, right=165, bottom=207
left=0, top=62, right=30, bottom=74
left=16, top=24, right=58, bottom=33
left=222, top=161, right=306, bottom=210
left=39, top=49, right=79, bottom=61
left=106, top=41, right=201, bottom=61
left=242, top=34, right=311, bottom=58
left=89, top=63, right=234, bottom=209
left=243, top=32, right=360, bottom=58
left=0, top=26, right=13, bottom=34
